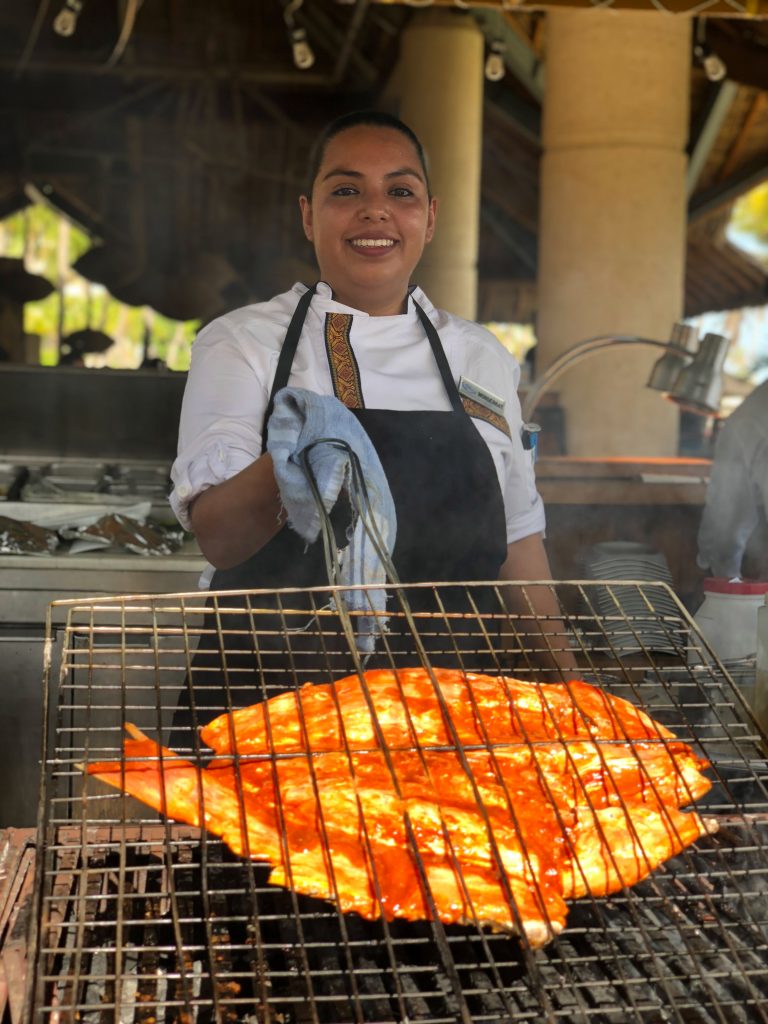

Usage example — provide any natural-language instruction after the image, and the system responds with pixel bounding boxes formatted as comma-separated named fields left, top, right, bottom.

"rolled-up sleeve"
left=499, top=380, right=546, bottom=544
left=170, top=320, right=273, bottom=529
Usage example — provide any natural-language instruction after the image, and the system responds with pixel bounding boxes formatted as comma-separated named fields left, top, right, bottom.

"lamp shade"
left=667, top=332, right=730, bottom=415
left=646, top=323, right=698, bottom=393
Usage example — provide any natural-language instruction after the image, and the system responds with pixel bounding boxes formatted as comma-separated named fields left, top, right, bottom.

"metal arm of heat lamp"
left=521, top=323, right=730, bottom=424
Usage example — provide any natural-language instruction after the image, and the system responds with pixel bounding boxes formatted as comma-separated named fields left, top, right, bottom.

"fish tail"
left=85, top=725, right=204, bottom=828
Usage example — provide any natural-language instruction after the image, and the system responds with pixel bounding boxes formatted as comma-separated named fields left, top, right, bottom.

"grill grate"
left=25, top=581, right=768, bottom=1023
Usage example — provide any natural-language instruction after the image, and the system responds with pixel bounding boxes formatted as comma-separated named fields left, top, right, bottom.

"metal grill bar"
left=22, top=581, right=768, bottom=1023
left=29, top=827, right=768, bottom=1022
left=253, top=593, right=436, bottom=1024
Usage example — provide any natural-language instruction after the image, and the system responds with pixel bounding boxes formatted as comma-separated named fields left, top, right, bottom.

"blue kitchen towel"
left=266, top=387, right=397, bottom=652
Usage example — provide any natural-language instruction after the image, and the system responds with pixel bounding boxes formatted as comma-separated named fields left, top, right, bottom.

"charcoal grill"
left=18, top=579, right=768, bottom=1023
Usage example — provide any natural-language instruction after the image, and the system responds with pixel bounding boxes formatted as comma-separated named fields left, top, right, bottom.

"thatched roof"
left=0, top=1, right=766, bottom=323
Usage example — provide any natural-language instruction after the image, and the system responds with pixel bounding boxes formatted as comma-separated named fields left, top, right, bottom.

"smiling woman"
left=298, top=113, right=436, bottom=316
left=168, top=109, right=573, bottom=726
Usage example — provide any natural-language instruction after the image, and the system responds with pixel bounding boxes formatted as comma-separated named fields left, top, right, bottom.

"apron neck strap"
left=413, top=300, right=463, bottom=413
left=262, top=283, right=317, bottom=452
left=262, top=285, right=464, bottom=451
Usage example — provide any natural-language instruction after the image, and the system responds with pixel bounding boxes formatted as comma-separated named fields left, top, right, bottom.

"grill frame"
left=22, top=579, right=768, bottom=1024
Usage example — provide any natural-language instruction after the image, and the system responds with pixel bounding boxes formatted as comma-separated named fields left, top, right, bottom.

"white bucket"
left=691, top=578, right=768, bottom=664
left=755, top=600, right=768, bottom=738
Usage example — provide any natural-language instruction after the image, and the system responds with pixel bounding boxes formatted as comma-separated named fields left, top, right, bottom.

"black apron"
left=171, top=286, right=508, bottom=745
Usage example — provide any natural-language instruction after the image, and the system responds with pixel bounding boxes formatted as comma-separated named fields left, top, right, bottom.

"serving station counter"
left=0, top=545, right=205, bottom=828
left=534, top=457, right=711, bottom=603
left=0, top=364, right=196, bottom=826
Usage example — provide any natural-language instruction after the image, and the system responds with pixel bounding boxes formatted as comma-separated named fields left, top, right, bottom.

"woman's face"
left=300, top=125, right=437, bottom=316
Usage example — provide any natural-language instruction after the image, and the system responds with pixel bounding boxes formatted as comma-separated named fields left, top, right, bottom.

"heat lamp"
left=521, top=322, right=730, bottom=423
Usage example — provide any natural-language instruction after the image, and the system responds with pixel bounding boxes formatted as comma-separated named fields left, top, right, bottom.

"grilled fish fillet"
left=86, top=669, right=714, bottom=948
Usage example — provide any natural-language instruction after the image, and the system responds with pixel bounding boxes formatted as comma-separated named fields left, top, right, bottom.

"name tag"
left=458, top=376, right=505, bottom=415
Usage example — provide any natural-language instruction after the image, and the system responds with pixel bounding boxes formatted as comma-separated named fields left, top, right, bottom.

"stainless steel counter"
left=0, top=363, right=201, bottom=827
left=0, top=542, right=207, bottom=828
left=0, top=541, right=205, bottom=619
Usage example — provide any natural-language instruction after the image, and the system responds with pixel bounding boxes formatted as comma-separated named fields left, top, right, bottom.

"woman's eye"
left=390, top=187, right=414, bottom=198
left=331, top=186, right=358, bottom=196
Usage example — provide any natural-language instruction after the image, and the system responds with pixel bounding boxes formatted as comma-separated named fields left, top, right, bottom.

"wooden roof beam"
left=371, top=0, right=768, bottom=17
left=480, top=197, right=538, bottom=273
left=485, top=93, right=541, bottom=149
left=0, top=58, right=341, bottom=89
left=686, top=79, right=740, bottom=197
left=300, top=1, right=378, bottom=84
left=689, top=151, right=768, bottom=221
left=471, top=9, right=545, bottom=103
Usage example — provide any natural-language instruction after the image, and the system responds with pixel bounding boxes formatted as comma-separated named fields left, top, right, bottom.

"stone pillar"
left=398, top=12, right=484, bottom=319
left=537, top=10, right=692, bottom=456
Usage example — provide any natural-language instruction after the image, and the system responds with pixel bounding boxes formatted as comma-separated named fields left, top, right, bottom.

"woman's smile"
left=348, top=235, right=398, bottom=256
left=349, top=237, right=397, bottom=250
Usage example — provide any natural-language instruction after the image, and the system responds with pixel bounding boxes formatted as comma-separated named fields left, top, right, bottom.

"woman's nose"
left=358, top=198, right=389, bottom=220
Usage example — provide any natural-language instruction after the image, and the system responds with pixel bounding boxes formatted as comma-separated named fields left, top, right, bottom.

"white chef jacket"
left=697, top=379, right=768, bottom=579
left=171, top=282, right=545, bottom=564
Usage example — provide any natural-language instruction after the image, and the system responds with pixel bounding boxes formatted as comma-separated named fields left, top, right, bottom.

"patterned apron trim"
left=461, top=396, right=512, bottom=438
left=324, top=312, right=364, bottom=409
left=324, top=309, right=511, bottom=438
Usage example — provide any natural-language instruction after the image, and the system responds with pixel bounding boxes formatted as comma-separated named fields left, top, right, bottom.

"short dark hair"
left=305, top=109, right=431, bottom=198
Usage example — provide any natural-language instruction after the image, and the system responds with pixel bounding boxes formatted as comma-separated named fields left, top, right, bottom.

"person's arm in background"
left=697, top=419, right=757, bottom=580
left=499, top=532, right=578, bottom=674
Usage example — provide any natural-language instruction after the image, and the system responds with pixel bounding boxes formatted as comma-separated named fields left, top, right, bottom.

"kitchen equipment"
left=579, top=540, right=674, bottom=582
left=21, top=460, right=171, bottom=508
left=691, top=577, right=768, bottom=664
left=577, top=541, right=684, bottom=655
left=755, top=596, right=768, bottom=738
left=521, top=324, right=728, bottom=422
left=0, top=364, right=199, bottom=835
left=15, top=580, right=768, bottom=1023
left=0, top=364, right=185, bottom=464
left=0, top=555, right=203, bottom=830
left=0, top=463, right=24, bottom=501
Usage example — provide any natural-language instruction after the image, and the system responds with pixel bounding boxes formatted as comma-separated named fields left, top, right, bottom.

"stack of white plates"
left=577, top=541, right=685, bottom=655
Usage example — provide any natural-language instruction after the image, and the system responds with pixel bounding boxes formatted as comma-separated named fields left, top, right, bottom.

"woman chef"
left=169, top=111, right=572, bottom=740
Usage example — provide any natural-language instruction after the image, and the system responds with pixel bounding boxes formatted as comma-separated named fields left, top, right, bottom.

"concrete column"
left=398, top=12, right=484, bottom=319
left=537, top=10, right=692, bottom=456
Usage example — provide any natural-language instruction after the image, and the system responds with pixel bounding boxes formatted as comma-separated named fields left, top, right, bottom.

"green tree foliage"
left=0, top=204, right=198, bottom=368
left=730, top=182, right=768, bottom=265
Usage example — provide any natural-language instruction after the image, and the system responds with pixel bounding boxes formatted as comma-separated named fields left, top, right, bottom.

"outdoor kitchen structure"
left=1, top=2, right=768, bottom=1022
